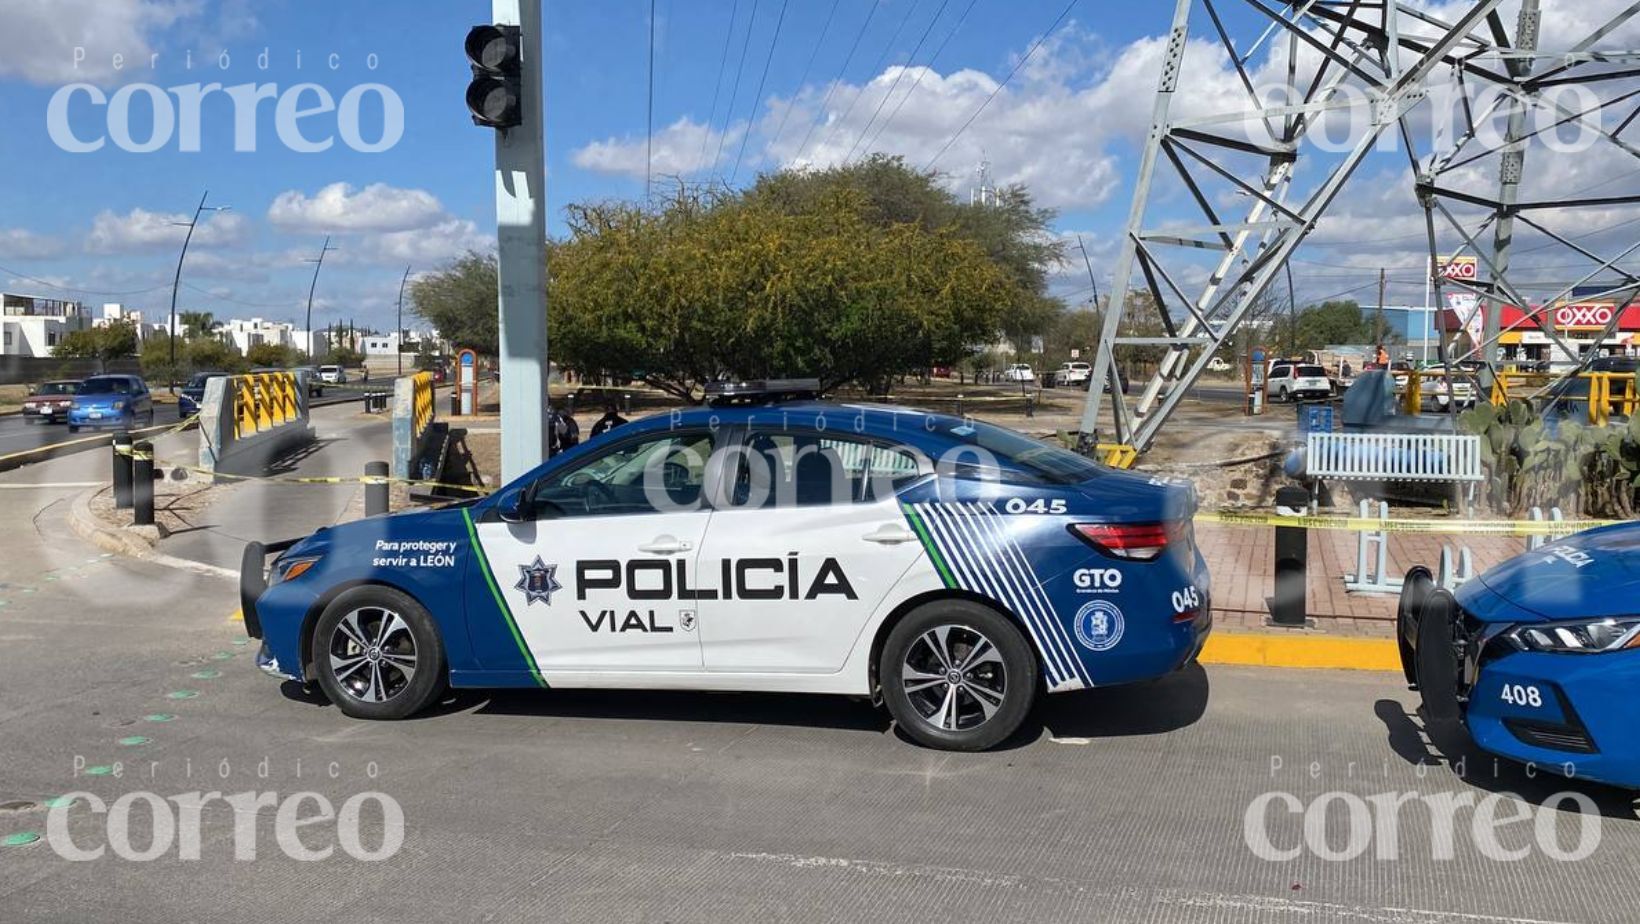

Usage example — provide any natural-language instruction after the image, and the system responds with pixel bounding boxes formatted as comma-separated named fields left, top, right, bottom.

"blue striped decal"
left=910, top=501, right=1089, bottom=692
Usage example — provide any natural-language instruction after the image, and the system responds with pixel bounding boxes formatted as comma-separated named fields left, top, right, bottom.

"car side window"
left=524, top=430, right=717, bottom=519
left=734, top=431, right=922, bottom=508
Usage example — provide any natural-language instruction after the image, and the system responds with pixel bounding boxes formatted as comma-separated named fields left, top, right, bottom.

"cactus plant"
left=1457, top=396, right=1638, bottom=517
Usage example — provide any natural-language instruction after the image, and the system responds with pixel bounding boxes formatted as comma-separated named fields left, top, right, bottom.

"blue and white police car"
left=242, top=380, right=1211, bottom=750
left=1399, top=524, right=1640, bottom=788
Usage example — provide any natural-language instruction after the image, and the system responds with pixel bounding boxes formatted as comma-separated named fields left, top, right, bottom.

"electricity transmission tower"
left=1078, top=0, right=1640, bottom=454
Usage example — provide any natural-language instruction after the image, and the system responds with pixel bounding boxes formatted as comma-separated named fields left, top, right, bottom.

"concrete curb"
left=67, top=486, right=237, bottom=582
left=1199, top=632, right=1400, bottom=672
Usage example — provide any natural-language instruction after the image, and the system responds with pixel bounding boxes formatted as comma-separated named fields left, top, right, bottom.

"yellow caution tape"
left=1193, top=510, right=1617, bottom=537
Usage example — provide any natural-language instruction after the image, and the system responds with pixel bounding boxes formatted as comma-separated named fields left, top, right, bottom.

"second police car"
left=242, top=381, right=1211, bottom=750
left=1399, top=523, right=1640, bottom=789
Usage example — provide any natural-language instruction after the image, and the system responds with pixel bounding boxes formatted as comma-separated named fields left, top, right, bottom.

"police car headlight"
left=270, top=556, right=321, bottom=585
left=1507, top=617, right=1640, bottom=654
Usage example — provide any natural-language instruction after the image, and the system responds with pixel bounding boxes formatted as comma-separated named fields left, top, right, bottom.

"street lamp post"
left=396, top=264, right=412, bottom=378
left=303, top=236, right=337, bottom=363
left=167, top=191, right=229, bottom=391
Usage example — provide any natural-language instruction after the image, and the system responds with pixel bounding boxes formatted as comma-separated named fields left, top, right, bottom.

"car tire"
left=67, top=425, right=79, bottom=433
left=311, top=586, right=447, bottom=720
left=880, top=600, right=1038, bottom=751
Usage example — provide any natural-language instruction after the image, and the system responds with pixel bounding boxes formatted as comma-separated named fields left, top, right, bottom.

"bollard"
left=450, top=393, right=461, bottom=416
left=623, top=392, right=632, bottom=414
left=365, top=461, right=390, bottom=516
left=1270, top=485, right=1309, bottom=627
left=132, top=440, right=155, bottom=527
left=956, top=393, right=964, bottom=416
left=112, top=431, right=134, bottom=509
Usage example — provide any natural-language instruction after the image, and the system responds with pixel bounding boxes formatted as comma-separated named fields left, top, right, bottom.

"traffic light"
left=465, top=24, right=523, bottom=129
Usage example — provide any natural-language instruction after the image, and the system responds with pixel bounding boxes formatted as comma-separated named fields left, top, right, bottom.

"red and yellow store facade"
left=1445, top=302, right=1640, bottom=366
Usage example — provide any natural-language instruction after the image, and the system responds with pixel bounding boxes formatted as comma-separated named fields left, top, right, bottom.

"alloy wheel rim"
left=901, top=624, right=1007, bottom=732
left=328, top=606, right=417, bottom=703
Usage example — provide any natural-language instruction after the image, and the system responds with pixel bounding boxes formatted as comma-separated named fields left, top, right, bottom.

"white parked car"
left=1267, top=363, right=1332, bottom=402
left=1001, top=364, right=1035, bottom=383
left=1054, top=361, right=1091, bottom=386
left=1206, top=357, right=1232, bottom=373
left=318, top=364, right=348, bottom=385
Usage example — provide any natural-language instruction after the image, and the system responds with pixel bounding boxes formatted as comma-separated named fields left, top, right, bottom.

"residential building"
left=222, top=317, right=297, bottom=354
left=1, top=292, right=90, bottom=357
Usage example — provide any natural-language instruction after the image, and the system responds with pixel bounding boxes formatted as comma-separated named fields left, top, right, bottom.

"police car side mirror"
left=498, top=489, right=527, bottom=523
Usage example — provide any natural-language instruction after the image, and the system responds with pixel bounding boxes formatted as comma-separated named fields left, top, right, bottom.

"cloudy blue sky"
left=0, top=0, right=1635, bottom=335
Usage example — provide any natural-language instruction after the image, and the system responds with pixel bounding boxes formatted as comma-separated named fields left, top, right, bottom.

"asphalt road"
left=0, top=452, right=1636, bottom=922
left=0, top=383, right=390, bottom=463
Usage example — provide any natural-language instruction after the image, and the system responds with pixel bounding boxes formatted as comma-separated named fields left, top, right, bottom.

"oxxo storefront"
left=1488, top=303, right=1640, bottom=368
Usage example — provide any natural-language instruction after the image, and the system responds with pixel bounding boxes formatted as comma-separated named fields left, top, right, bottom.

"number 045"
left=1500, top=684, right=1542, bottom=708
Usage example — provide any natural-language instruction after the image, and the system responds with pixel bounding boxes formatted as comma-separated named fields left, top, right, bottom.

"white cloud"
left=345, top=219, right=493, bottom=265
left=571, top=117, right=745, bottom=180
left=0, top=0, right=196, bottom=86
left=85, top=207, right=249, bottom=253
left=268, top=183, right=448, bottom=234
left=0, top=228, right=68, bottom=260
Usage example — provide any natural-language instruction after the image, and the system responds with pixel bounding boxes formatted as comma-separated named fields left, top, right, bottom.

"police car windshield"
left=933, top=418, right=1103, bottom=485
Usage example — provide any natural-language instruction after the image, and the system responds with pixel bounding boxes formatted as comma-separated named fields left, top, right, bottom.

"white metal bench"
left=1307, top=431, right=1483, bottom=485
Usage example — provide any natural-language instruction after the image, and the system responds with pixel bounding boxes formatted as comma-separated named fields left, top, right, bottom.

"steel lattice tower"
left=1077, top=0, right=1640, bottom=453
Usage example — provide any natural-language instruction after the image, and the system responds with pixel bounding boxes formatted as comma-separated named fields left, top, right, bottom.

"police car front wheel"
left=312, top=587, right=447, bottom=720
left=881, top=601, right=1036, bottom=751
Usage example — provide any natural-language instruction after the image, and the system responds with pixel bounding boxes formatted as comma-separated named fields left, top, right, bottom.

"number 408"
left=1500, top=684, right=1542, bottom=708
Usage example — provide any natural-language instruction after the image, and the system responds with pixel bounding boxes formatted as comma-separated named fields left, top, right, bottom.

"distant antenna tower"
left=971, top=159, right=998, bottom=207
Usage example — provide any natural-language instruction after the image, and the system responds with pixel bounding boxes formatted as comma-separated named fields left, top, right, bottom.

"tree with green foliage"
left=329, top=346, right=366, bottom=367
left=178, top=311, right=217, bottom=340
left=54, top=321, right=139, bottom=369
left=409, top=252, right=497, bottom=355
left=548, top=186, right=1015, bottom=399
left=185, top=337, right=245, bottom=373
left=1290, top=300, right=1400, bottom=351
left=246, top=341, right=300, bottom=368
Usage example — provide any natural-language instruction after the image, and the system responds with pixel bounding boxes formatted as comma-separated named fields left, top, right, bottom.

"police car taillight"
left=1071, top=523, right=1171, bottom=561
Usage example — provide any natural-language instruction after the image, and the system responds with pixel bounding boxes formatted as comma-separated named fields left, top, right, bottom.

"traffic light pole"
left=490, top=0, right=549, bottom=481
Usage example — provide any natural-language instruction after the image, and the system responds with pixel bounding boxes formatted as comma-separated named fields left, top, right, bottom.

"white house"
left=1, top=292, right=89, bottom=357
left=222, top=317, right=297, bottom=354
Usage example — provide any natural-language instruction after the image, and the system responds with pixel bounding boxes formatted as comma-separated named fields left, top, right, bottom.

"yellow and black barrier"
left=197, top=372, right=315, bottom=477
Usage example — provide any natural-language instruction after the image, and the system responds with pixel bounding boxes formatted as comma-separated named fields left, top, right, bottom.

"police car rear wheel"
left=312, top=587, right=446, bottom=720
left=881, top=602, right=1035, bottom=751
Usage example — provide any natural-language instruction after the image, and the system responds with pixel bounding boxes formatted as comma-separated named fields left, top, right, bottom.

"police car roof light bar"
left=703, top=378, right=824, bottom=406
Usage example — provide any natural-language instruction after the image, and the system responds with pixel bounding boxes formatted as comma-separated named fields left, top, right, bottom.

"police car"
left=242, top=380, right=1211, bottom=750
left=1399, top=524, right=1640, bottom=789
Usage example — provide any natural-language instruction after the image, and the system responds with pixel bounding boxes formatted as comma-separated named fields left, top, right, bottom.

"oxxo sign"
left=1439, top=256, right=1479, bottom=282
left=1553, top=304, right=1615, bottom=330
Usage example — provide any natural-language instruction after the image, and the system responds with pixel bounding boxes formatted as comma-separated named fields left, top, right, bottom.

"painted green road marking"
left=231, top=639, right=249, bottom=647
left=85, top=766, right=115, bottom=777
left=2, top=832, right=41, bottom=847
left=43, top=796, right=77, bottom=809
left=166, top=690, right=200, bottom=700
left=143, top=714, right=177, bottom=723
left=211, top=652, right=233, bottom=661
left=117, top=736, right=151, bottom=747
left=190, top=670, right=221, bottom=680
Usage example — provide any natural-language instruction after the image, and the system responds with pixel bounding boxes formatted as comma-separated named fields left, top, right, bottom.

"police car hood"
left=1472, top=522, right=1640, bottom=620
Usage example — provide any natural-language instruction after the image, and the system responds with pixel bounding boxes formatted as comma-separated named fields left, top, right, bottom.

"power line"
left=819, top=0, right=924, bottom=160
left=0, top=266, right=171, bottom=298
left=693, top=0, right=742, bottom=176
left=793, top=0, right=883, bottom=165
left=730, top=0, right=791, bottom=186
left=861, top=0, right=982, bottom=157
left=769, top=0, right=843, bottom=153
left=844, top=0, right=952, bottom=164
left=923, top=0, right=1080, bottom=172
left=713, top=0, right=761, bottom=180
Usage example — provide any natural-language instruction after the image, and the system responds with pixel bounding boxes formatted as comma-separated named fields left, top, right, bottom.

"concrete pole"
left=493, top=0, right=550, bottom=482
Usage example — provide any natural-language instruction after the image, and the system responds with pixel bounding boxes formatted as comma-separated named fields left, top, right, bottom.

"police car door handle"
left=638, top=535, right=692, bottom=555
left=863, top=525, right=918, bottom=545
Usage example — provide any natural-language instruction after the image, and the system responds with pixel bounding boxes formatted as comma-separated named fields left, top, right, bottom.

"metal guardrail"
left=1488, top=371, right=1637, bottom=425
left=1307, top=431, right=1483, bottom=484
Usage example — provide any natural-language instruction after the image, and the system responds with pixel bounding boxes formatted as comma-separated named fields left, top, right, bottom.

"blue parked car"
left=67, top=374, right=155, bottom=433
left=1400, top=524, right=1640, bottom=790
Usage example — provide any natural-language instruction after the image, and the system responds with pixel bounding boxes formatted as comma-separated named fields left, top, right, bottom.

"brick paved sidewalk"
left=1198, top=521, right=1537, bottom=636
